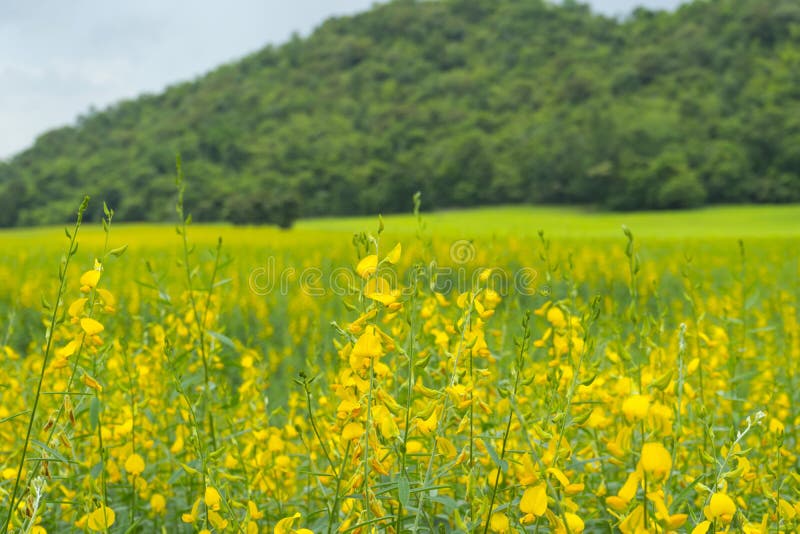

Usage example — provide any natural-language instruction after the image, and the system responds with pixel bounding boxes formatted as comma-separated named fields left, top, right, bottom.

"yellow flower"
left=546, top=306, right=567, bottom=328
left=564, top=513, right=585, bottom=533
left=341, top=421, right=364, bottom=441
left=384, top=242, right=401, bottom=264
left=82, top=374, right=103, bottom=392
left=205, top=486, right=222, bottom=511
left=638, top=442, right=672, bottom=479
left=349, top=325, right=382, bottom=371
left=274, top=512, right=301, bottom=534
left=373, top=404, right=400, bottom=439
left=622, top=395, right=650, bottom=421
left=704, top=493, right=736, bottom=523
left=435, top=436, right=457, bottom=459
left=364, top=276, right=400, bottom=306
left=124, top=453, right=145, bottom=476
left=96, top=288, right=116, bottom=313
left=605, top=495, right=628, bottom=512
left=248, top=500, right=264, bottom=520
left=80, top=270, right=102, bottom=292
left=80, top=317, right=105, bottom=336
left=55, top=339, right=80, bottom=359
left=208, top=509, right=228, bottom=530
left=68, top=297, right=88, bottom=318
left=356, top=255, right=378, bottom=279
left=489, top=512, right=510, bottom=533
left=150, top=494, right=166, bottom=515
left=87, top=505, right=115, bottom=531
left=691, top=520, right=711, bottom=534
left=520, top=483, right=548, bottom=518
left=667, top=513, right=688, bottom=529
left=181, top=498, right=201, bottom=523
left=416, top=407, right=439, bottom=435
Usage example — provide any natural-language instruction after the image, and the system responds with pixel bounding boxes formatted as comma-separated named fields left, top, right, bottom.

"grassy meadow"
left=0, top=203, right=798, bottom=533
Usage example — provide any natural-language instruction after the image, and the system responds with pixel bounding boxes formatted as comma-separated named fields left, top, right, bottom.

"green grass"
left=298, top=204, right=800, bottom=239
left=1, top=205, right=797, bottom=252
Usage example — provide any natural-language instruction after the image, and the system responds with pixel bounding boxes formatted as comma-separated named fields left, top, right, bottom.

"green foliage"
left=2, top=0, right=800, bottom=227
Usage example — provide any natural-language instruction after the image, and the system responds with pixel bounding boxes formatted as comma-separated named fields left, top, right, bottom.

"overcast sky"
left=0, top=0, right=684, bottom=160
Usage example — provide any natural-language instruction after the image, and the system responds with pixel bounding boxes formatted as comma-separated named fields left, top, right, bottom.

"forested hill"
left=1, top=0, right=799, bottom=226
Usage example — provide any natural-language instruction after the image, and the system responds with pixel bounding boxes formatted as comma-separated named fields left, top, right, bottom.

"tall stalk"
left=3, top=196, right=89, bottom=533
left=484, top=312, right=531, bottom=534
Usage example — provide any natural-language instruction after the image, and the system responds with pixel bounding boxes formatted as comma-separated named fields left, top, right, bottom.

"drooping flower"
left=349, top=325, right=383, bottom=372
left=82, top=374, right=103, bottom=392
left=622, top=395, right=650, bottom=421
left=489, top=512, right=510, bottom=533
left=124, top=453, right=145, bottom=476
left=520, top=483, right=548, bottom=521
left=87, top=504, right=115, bottom=531
left=80, top=317, right=105, bottom=336
left=80, top=270, right=102, bottom=292
left=150, top=494, right=166, bottom=515
left=704, top=493, right=736, bottom=524
left=384, top=242, right=401, bottom=264
left=638, top=442, right=672, bottom=480
left=356, top=255, right=378, bottom=279
left=204, top=486, right=222, bottom=511
left=341, top=421, right=364, bottom=441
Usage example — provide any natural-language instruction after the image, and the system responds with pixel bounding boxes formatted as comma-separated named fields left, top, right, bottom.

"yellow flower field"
left=0, top=197, right=798, bottom=533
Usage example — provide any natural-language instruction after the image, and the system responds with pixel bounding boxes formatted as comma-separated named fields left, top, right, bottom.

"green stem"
left=483, top=312, right=530, bottom=534
left=2, top=196, right=88, bottom=534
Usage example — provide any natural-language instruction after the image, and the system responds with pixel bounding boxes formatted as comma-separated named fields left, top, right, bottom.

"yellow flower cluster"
left=0, top=219, right=797, bottom=533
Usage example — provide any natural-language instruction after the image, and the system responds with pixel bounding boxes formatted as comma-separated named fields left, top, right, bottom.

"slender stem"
left=483, top=312, right=530, bottom=534
left=412, top=292, right=476, bottom=531
left=3, top=197, right=88, bottom=534
left=328, top=441, right=351, bottom=534
left=176, top=157, right=218, bottom=449
left=302, top=380, right=338, bottom=479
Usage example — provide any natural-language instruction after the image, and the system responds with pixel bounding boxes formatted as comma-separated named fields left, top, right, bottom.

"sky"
left=0, top=0, right=684, bottom=160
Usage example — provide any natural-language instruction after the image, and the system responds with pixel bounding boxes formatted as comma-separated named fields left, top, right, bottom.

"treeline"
left=1, top=0, right=799, bottom=227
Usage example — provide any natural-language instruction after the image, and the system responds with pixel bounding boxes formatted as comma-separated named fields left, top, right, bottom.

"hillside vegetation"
left=1, top=0, right=799, bottom=226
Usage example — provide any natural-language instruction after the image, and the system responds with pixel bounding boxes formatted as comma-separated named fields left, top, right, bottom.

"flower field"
left=0, top=199, right=798, bottom=533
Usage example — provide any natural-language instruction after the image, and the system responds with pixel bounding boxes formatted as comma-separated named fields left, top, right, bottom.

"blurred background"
left=3, top=0, right=796, bottom=228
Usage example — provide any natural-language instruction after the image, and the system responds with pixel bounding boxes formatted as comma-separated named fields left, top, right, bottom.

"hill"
left=1, top=0, right=799, bottom=226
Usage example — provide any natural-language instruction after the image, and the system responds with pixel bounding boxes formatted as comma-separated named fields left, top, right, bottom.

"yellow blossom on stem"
left=87, top=504, right=115, bottom=531
left=80, top=317, right=104, bottom=336
left=704, top=493, right=736, bottom=523
left=124, top=453, right=145, bottom=476
left=489, top=512, right=510, bottom=533
left=622, top=395, right=650, bottom=421
left=80, top=269, right=101, bottom=292
left=356, top=255, right=378, bottom=279
left=638, top=442, right=672, bottom=480
left=82, top=374, right=103, bottom=392
left=520, top=483, right=548, bottom=521
left=204, top=486, right=221, bottom=511
left=150, top=494, right=166, bottom=515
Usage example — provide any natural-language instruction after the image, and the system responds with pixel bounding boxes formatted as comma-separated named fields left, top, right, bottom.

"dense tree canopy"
left=1, top=0, right=799, bottom=226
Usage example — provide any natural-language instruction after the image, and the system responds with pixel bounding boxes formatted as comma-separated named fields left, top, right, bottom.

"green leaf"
left=109, top=244, right=128, bottom=257
left=89, top=396, right=100, bottom=430
left=481, top=436, right=508, bottom=472
left=31, top=439, right=72, bottom=465
left=180, top=462, right=201, bottom=476
left=207, top=330, right=236, bottom=350
left=398, top=472, right=410, bottom=508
